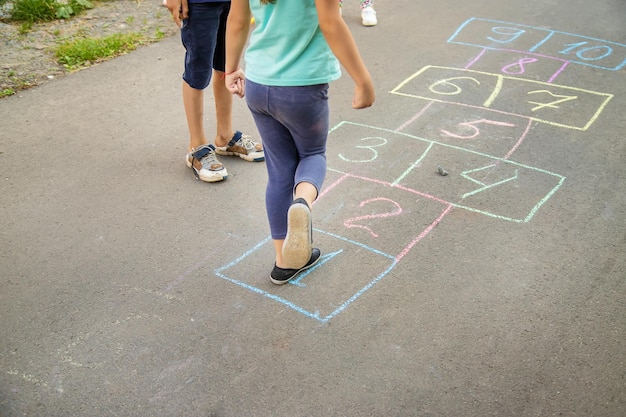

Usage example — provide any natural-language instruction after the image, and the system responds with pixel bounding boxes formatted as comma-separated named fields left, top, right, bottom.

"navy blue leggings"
left=245, top=80, right=329, bottom=240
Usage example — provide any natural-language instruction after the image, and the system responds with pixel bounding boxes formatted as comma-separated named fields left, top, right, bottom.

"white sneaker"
left=361, top=6, right=377, bottom=26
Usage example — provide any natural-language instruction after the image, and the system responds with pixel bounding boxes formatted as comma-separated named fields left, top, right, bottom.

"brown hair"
left=260, top=0, right=276, bottom=4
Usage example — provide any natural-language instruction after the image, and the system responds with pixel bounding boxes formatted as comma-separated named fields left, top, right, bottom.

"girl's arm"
left=225, top=0, right=252, bottom=97
left=315, top=0, right=375, bottom=108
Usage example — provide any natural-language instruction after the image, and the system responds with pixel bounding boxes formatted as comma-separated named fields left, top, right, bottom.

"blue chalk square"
left=214, top=231, right=397, bottom=323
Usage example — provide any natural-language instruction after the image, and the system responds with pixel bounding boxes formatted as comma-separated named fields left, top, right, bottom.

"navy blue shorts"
left=180, top=2, right=230, bottom=90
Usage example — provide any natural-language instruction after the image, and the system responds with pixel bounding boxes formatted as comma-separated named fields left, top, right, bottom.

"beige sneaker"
left=185, top=144, right=228, bottom=182
left=215, top=131, right=264, bottom=162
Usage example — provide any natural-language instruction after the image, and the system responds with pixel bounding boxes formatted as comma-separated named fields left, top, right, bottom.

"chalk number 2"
left=344, top=198, right=403, bottom=238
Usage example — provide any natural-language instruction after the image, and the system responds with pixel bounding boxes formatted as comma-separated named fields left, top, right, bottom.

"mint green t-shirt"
left=245, top=0, right=341, bottom=86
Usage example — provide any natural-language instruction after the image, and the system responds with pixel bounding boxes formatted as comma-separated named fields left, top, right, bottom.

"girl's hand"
left=225, top=69, right=246, bottom=98
left=352, top=80, right=375, bottom=109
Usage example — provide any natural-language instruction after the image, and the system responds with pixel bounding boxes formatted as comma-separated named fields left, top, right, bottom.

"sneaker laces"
left=199, top=152, right=221, bottom=169
left=238, top=134, right=261, bottom=152
left=193, top=145, right=223, bottom=171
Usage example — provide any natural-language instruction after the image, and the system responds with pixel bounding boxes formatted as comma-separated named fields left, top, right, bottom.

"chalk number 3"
left=339, top=136, right=387, bottom=163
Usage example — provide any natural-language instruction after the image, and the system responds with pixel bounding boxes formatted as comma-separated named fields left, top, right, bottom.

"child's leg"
left=246, top=81, right=329, bottom=268
left=212, top=4, right=235, bottom=148
left=180, top=2, right=221, bottom=151
left=182, top=83, right=206, bottom=151
left=212, top=73, right=234, bottom=148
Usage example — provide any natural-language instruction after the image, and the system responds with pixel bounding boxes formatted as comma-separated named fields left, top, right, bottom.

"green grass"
left=55, top=32, right=145, bottom=69
left=0, top=88, right=16, bottom=98
left=10, top=0, right=57, bottom=22
left=8, top=0, right=93, bottom=23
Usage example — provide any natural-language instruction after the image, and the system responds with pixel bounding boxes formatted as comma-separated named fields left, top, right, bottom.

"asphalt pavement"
left=1, top=0, right=625, bottom=415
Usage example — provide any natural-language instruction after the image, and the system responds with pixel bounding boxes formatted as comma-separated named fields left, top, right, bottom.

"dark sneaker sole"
left=282, top=201, right=312, bottom=269
left=270, top=248, right=321, bottom=285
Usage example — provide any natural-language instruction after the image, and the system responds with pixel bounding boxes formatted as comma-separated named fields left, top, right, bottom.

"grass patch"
left=7, top=0, right=93, bottom=22
left=55, top=32, right=145, bottom=69
left=1, top=88, right=16, bottom=98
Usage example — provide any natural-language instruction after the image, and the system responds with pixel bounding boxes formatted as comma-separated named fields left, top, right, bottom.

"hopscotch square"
left=447, top=17, right=553, bottom=55
left=395, top=143, right=565, bottom=222
left=397, top=100, right=532, bottom=158
left=326, top=121, right=433, bottom=184
left=214, top=233, right=397, bottom=323
left=317, top=169, right=452, bottom=259
left=464, top=48, right=570, bottom=83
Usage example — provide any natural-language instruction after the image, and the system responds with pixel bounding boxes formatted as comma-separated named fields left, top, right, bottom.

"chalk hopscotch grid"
left=213, top=117, right=561, bottom=322
left=213, top=164, right=453, bottom=323
left=331, top=121, right=566, bottom=223
left=7, top=16, right=623, bottom=396
left=212, top=16, right=625, bottom=323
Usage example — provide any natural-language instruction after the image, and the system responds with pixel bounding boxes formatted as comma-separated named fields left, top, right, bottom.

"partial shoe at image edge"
left=361, top=6, right=377, bottom=26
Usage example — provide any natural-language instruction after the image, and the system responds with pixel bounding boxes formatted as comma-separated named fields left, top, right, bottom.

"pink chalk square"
left=316, top=170, right=450, bottom=260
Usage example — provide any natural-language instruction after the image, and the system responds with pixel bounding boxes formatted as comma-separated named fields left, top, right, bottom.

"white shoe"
left=361, top=6, right=377, bottom=26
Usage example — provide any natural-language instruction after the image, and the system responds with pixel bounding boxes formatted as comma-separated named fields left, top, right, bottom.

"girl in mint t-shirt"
left=225, top=0, right=375, bottom=284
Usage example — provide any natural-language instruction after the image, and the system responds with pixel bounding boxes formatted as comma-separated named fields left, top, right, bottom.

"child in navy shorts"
left=165, top=0, right=264, bottom=183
